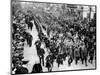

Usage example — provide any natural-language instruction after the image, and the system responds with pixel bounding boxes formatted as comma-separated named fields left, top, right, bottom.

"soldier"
left=83, top=47, right=88, bottom=66
left=39, top=48, right=45, bottom=66
left=35, top=40, right=45, bottom=66
left=80, top=43, right=88, bottom=66
left=56, top=54, right=63, bottom=67
left=67, top=46, right=74, bottom=66
left=74, top=47, right=80, bottom=65
left=45, top=54, right=54, bottom=72
left=27, top=21, right=33, bottom=31
left=23, top=32, right=33, bottom=47
left=28, top=34, right=33, bottom=47
left=88, top=47, right=94, bottom=64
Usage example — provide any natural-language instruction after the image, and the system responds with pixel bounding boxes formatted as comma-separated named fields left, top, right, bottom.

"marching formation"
left=11, top=2, right=96, bottom=74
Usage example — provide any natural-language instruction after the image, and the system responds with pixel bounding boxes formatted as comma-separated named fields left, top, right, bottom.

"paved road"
left=23, top=20, right=40, bottom=72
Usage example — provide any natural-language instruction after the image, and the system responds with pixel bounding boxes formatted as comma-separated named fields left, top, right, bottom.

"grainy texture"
left=11, top=1, right=96, bottom=74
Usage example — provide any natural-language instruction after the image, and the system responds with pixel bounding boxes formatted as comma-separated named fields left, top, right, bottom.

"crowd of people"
left=12, top=5, right=96, bottom=74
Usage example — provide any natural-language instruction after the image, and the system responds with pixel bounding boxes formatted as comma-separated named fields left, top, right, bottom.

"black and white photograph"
left=11, top=0, right=96, bottom=74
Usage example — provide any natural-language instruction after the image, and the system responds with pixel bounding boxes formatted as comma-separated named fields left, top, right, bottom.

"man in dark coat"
left=46, top=54, right=54, bottom=72
left=31, top=63, right=43, bottom=73
left=35, top=40, right=45, bottom=66
left=15, top=66, right=29, bottom=74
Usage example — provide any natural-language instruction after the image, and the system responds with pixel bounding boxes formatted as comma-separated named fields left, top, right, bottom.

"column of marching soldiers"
left=12, top=11, right=96, bottom=74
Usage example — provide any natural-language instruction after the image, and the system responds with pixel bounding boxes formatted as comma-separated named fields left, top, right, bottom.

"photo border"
left=10, top=0, right=97, bottom=74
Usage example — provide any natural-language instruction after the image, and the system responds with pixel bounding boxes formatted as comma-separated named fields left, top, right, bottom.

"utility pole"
left=80, top=6, right=83, bottom=20
left=89, top=6, right=92, bottom=21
